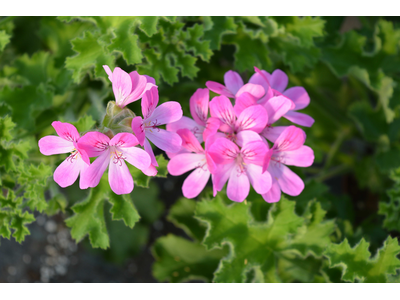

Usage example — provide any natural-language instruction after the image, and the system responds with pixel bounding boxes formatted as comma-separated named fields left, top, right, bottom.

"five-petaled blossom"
left=78, top=132, right=151, bottom=195
left=39, top=121, right=90, bottom=189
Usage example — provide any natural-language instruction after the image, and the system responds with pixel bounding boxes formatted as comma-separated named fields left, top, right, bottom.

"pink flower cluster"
left=39, top=66, right=183, bottom=195
left=166, top=67, right=314, bottom=203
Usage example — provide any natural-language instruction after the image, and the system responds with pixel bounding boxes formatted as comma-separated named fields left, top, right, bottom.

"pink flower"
left=103, top=65, right=155, bottom=108
left=250, top=67, right=314, bottom=127
left=38, top=121, right=90, bottom=189
left=208, top=136, right=272, bottom=202
left=167, top=129, right=216, bottom=198
left=78, top=132, right=151, bottom=195
left=131, top=86, right=183, bottom=169
left=205, top=70, right=265, bottom=100
left=262, top=126, right=314, bottom=203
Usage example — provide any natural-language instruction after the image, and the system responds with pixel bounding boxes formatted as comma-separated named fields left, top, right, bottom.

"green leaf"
left=10, top=211, right=35, bottom=243
left=285, top=17, right=325, bottom=48
left=0, top=211, right=11, bottom=240
left=0, top=189, right=22, bottom=210
left=203, top=17, right=237, bottom=50
left=131, top=182, right=163, bottom=224
left=155, top=154, right=168, bottom=178
left=0, top=30, right=10, bottom=51
left=185, top=24, right=213, bottom=61
left=65, top=177, right=110, bottom=249
left=152, top=234, right=226, bottom=283
left=71, top=114, right=96, bottom=133
left=108, top=193, right=140, bottom=228
left=379, top=168, right=400, bottom=231
left=13, top=51, right=55, bottom=86
left=137, top=16, right=159, bottom=37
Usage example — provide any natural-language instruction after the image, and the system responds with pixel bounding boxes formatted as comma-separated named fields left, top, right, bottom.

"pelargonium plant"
left=39, top=66, right=314, bottom=204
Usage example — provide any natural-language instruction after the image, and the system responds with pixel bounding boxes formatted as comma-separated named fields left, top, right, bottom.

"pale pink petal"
left=250, top=68, right=274, bottom=105
left=39, top=136, right=74, bottom=155
left=209, top=95, right=236, bottom=130
left=131, top=116, right=145, bottom=146
left=54, top=155, right=85, bottom=188
left=144, top=138, right=157, bottom=166
left=236, top=130, right=263, bottom=147
left=182, top=168, right=211, bottom=199
left=177, top=128, right=204, bottom=154
left=274, top=145, right=314, bottom=167
left=203, top=117, right=220, bottom=142
left=80, top=150, right=110, bottom=188
left=213, top=162, right=235, bottom=193
left=110, top=132, right=139, bottom=148
left=262, top=179, right=281, bottom=203
left=122, top=146, right=151, bottom=171
left=241, top=141, right=269, bottom=166
left=260, top=126, right=288, bottom=143
left=205, top=81, right=235, bottom=98
left=112, top=67, right=132, bottom=107
left=236, top=105, right=268, bottom=133
left=227, top=165, right=250, bottom=202
left=146, top=129, right=182, bottom=153
left=284, top=111, right=315, bottom=127
left=190, top=88, right=209, bottom=127
left=235, top=83, right=265, bottom=100
left=103, top=65, right=113, bottom=81
left=264, top=96, right=294, bottom=124
left=52, top=121, right=80, bottom=142
left=283, top=86, right=310, bottom=110
left=205, top=152, right=217, bottom=174
left=168, top=153, right=205, bottom=175
left=269, top=162, right=304, bottom=196
left=262, top=149, right=274, bottom=173
left=268, top=69, right=288, bottom=93
left=79, top=159, right=90, bottom=189
left=234, top=92, right=257, bottom=117
left=208, top=137, right=239, bottom=164
left=204, top=132, right=226, bottom=151
left=224, top=70, right=244, bottom=95
left=75, top=142, right=90, bottom=165
left=141, top=86, right=159, bottom=119
left=167, top=116, right=204, bottom=144
left=109, top=159, right=133, bottom=195
left=143, top=165, right=158, bottom=176
left=77, top=131, right=110, bottom=157
left=144, top=75, right=156, bottom=85
left=148, top=101, right=183, bottom=125
left=245, top=164, right=272, bottom=194
left=274, top=125, right=306, bottom=152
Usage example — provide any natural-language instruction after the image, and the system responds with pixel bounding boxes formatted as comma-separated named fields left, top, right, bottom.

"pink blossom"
left=262, top=126, right=314, bottom=203
left=103, top=65, right=155, bottom=108
left=78, top=132, right=151, bottom=195
left=167, top=129, right=216, bottom=198
left=38, top=121, right=90, bottom=189
left=131, top=86, right=183, bottom=169
left=208, top=136, right=272, bottom=202
left=250, top=67, right=314, bottom=127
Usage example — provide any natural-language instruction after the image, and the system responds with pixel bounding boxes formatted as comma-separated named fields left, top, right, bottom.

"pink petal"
left=205, top=81, right=235, bottom=98
left=274, top=145, right=314, bottom=167
left=260, top=126, right=288, bottom=143
left=146, top=129, right=182, bottom=153
left=79, top=160, right=90, bottom=189
left=208, top=137, right=239, bottom=164
left=264, top=96, right=294, bottom=124
left=245, top=164, right=271, bottom=194
left=144, top=138, right=157, bottom=166
left=224, top=70, right=244, bottom=95
left=131, top=116, right=145, bottom=146
left=262, top=149, right=274, bottom=173
left=262, top=179, right=281, bottom=203
left=284, top=111, right=315, bottom=127
left=269, top=162, right=304, bottom=196
left=227, top=164, right=250, bottom=202
left=141, top=86, right=159, bottom=119
left=165, top=147, right=190, bottom=160
left=203, top=117, right=220, bottom=142
left=54, top=155, right=85, bottom=188
left=268, top=69, right=288, bottom=93
left=249, top=68, right=274, bottom=105
left=274, top=125, right=306, bottom=152
left=52, top=121, right=80, bottom=142
left=167, top=116, right=204, bottom=144
left=39, top=136, right=74, bottom=155
left=168, top=153, right=205, bottom=175
left=144, top=75, right=156, bottom=85
left=205, top=152, right=217, bottom=174
left=122, top=146, right=151, bottom=171
left=236, top=105, right=268, bottom=133
left=143, top=165, right=158, bottom=176
left=241, top=141, right=269, bottom=166
left=77, top=131, right=110, bottom=157
left=212, top=162, right=235, bottom=193
left=109, top=159, right=133, bottom=195
left=235, top=83, right=265, bottom=99
left=103, top=65, right=113, bottom=81
left=75, top=142, right=90, bottom=165
left=182, top=168, right=211, bottom=199
left=283, top=86, right=310, bottom=110
left=110, top=132, right=139, bottom=148
left=236, top=130, right=263, bottom=147
left=80, top=150, right=110, bottom=188
left=234, top=92, right=257, bottom=117
left=148, top=101, right=183, bottom=125
left=190, top=88, right=209, bottom=127
left=112, top=67, right=132, bottom=107
left=177, top=128, right=204, bottom=154
left=209, top=95, right=236, bottom=130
